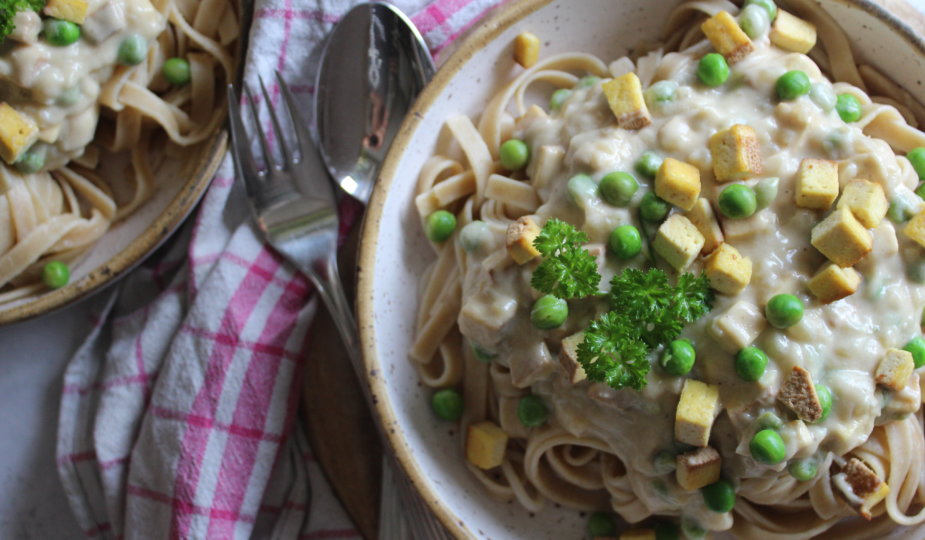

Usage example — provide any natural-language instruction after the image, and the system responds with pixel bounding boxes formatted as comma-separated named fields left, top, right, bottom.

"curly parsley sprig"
left=530, top=218, right=601, bottom=299
left=1, top=1, right=45, bottom=41
left=577, top=312, right=650, bottom=390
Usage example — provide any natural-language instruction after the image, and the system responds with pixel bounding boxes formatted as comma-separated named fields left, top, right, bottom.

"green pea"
left=757, top=411, right=783, bottom=431
left=701, top=478, right=736, bottom=513
left=609, top=225, right=642, bottom=260
left=809, top=83, right=837, bottom=112
left=822, top=127, right=853, bottom=159
left=15, top=149, right=44, bottom=174
left=163, top=57, right=192, bottom=85
left=836, top=93, right=862, bottom=123
left=755, top=177, right=779, bottom=209
left=750, top=429, right=786, bottom=464
left=517, top=394, right=549, bottom=427
left=815, top=383, right=833, bottom=423
left=903, top=337, right=925, bottom=368
left=550, top=88, right=571, bottom=111
left=645, top=80, right=678, bottom=107
left=718, top=183, right=758, bottom=219
left=788, top=458, right=818, bottom=481
left=681, top=517, right=707, bottom=539
left=888, top=198, right=914, bottom=223
left=697, top=53, right=730, bottom=87
left=567, top=173, right=599, bottom=208
left=765, top=294, right=803, bottom=329
left=745, top=0, right=778, bottom=22
left=118, top=34, right=148, bottom=66
left=736, top=346, right=769, bottom=381
left=577, top=75, right=600, bottom=88
left=907, top=147, right=925, bottom=180
left=916, top=183, right=925, bottom=201
left=599, top=171, right=638, bottom=206
left=43, top=19, right=80, bottom=46
left=425, top=210, right=456, bottom=242
left=499, top=139, right=529, bottom=170
left=635, top=151, right=663, bottom=179
left=459, top=220, right=491, bottom=252
left=739, top=4, right=771, bottom=39
left=776, top=70, right=811, bottom=101
left=431, top=388, right=463, bottom=421
left=654, top=521, right=680, bottom=540
left=587, top=512, right=616, bottom=538
left=653, top=450, right=677, bottom=474
left=640, top=192, right=670, bottom=222
left=660, top=339, right=696, bottom=376
left=530, top=294, right=567, bottom=329
left=42, top=261, right=70, bottom=289
left=470, top=341, right=496, bottom=363
left=57, top=86, right=81, bottom=107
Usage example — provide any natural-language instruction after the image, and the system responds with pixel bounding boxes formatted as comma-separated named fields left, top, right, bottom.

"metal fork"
left=227, top=76, right=452, bottom=540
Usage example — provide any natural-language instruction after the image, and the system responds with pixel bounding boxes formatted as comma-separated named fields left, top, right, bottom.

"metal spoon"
left=314, top=2, right=435, bottom=204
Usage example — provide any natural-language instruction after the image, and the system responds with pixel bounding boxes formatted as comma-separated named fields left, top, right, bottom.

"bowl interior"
left=360, top=1, right=925, bottom=538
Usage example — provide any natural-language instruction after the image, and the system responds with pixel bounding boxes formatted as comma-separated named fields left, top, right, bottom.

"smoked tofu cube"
left=558, top=332, right=587, bottom=384
left=795, top=159, right=839, bottom=210
left=837, top=179, right=888, bottom=228
left=770, top=10, right=817, bottom=54
left=710, top=300, right=766, bottom=353
left=602, top=72, right=652, bottom=130
left=676, top=446, right=722, bottom=490
left=777, top=366, right=823, bottom=423
left=704, top=243, right=752, bottom=295
left=465, top=421, right=508, bottom=469
left=709, top=124, right=762, bottom=182
left=653, top=214, right=705, bottom=271
left=44, top=0, right=89, bottom=24
left=675, top=379, right=721, bottom=447
left=835, top=457, right=890, bottom=520
left=0, top=103, right=38, bottom=165
left=684, top=198, right=724, bottom=254
left=807, top=263, right=861, bottom=303
left=513, top=32, right=540, bottom=68
left=506, top=216, right=541, bottom=264
left=701, top=11, right=754, bottom=63
left=811, top=207, right=872, bottom=267
left=903, top=209, right=925, bottom=248
left=655, top=158, right=701, bottom=211
left=620, top=530, right=656, bottom=540
left=875, top=348, right=915, bottom=391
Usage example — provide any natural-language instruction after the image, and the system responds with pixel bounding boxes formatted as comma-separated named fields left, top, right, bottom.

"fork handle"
left=304, top=254, right=362, bottom=369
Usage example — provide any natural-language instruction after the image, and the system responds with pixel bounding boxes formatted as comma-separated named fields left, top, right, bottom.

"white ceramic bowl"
left=359, top=1, right=925, bottom=537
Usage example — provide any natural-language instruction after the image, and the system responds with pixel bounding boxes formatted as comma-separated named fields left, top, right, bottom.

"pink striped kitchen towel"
left=55, top=0, right=504, bottom=538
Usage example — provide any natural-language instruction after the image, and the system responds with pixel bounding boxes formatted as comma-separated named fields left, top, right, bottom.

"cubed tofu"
left=653, top=214, right=705, bottom=271
left=709, top=124, right=762, bottom=183
left=837, top=179, right=888, bottom=228
left=506, top=216, right=541, bottom=264
left=513, top=32, right=540, bottom=68
left=465, top=421, right=509, bottom=470
left=875, top=348, right=915, bottom=391
left=704, top=243, right=752, bottom=295
left=675, top=379, right=721, bottom=447
left=811, top=207, right=872, bottom=267
left=710, top=300, right=766, bottom=353
left=770, top=10, right=817, bottom=54
left=684, top=198, right=724, bottom=254
left=676, top=446, right=722, bottom=490
left=44, top=0, right=89, bottom=24
left=655, top=158, right=701, bottom=211
left=835, top=457, right=890, bottom=520
left=806, top=263, right=861, bottom=303
left=777, top=366, right=823, bottom=423
left=903, top=209, right=925, bottom=248
left=602, top=72, right=651, bottom=130
left=619, top=530, right=656, bottom=540
left=795, top=158, right=839, bottom=210
left=701, top=10, right=754, bottom=63
left=0, top=103, right=38, bottom=165
left=559, top=332, right=587, bottom=384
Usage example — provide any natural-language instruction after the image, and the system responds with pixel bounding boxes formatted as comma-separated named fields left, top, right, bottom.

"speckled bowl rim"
left=0, top=1, right=249, bottom=326
left=357, top=1, right=925, bottom=537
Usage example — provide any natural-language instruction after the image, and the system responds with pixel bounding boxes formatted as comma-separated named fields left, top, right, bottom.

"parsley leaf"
left=1, top=1, right=45, bottom=41
left=577, top=311, right=650, bottom=390
left=530, top=218, right=601, bottom=299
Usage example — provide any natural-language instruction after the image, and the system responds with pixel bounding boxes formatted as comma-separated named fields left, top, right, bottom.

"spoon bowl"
left=314, top=2, right=435, bottom=204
